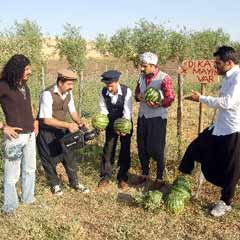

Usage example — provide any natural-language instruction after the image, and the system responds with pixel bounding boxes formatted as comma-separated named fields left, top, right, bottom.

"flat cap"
left=101, top=70, right=121, bottom=84
left=57, top=69, right=77, bottom=80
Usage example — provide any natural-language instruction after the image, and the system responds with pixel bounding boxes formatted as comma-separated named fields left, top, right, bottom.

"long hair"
left=0, top=54, right=31, bottom=90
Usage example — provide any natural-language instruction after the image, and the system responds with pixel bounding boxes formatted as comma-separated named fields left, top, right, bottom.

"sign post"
left=177, top=60, right=218, bottom=161
left=178, top=59, right=219, bottom=198
left=180, top=60, right=218, bottom=133
left=177, top=68, right=183, bottom=162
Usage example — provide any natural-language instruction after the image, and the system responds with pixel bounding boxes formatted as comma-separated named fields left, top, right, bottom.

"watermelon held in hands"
left=92, top=113, right=109, bottom=130
left=113, top=118, right=132, bottom=134
left=144, top=87, right=161, bottom=102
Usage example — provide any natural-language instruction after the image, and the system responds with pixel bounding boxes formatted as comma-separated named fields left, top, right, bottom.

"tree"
left=188, top=28, right=230, bottom=59
left=231, top=41, right=240, bottom=62
left=56, top=23, right=86, bottom=116
left=168, top=27, right=191, bottom=63
left=95, top=33, right=110, bottom=57
left=0, top=19, right=45, bottom=71
left=108, top=19, right=173, bottom=66
left=110, top=28, right=137, bottom=62
left=131, top=19, right=172, bottom=65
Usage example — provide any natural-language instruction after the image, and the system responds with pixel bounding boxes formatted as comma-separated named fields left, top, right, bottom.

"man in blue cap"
left=98, top=70, right=133, bottom=190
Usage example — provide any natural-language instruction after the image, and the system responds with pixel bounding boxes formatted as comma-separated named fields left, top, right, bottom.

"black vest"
left=102, top=84, right=127, bottom=121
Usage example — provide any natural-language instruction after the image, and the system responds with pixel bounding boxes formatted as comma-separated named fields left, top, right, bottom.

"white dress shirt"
left=199, top=65, right=240, bottom=136
left=99, top=84, right=132, bottom=120
left=38, top=84, right=76, bottom=118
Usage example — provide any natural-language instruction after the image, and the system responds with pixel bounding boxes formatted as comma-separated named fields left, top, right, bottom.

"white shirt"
left=38, top=84, right=76, bottom=118
left=99, top=84, right=132, bottom=120
left=199, top=65, right=240, bottom=136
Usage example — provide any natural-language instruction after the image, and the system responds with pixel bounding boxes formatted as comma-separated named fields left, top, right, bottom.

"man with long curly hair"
left=0, top=54, right=38, bottom=214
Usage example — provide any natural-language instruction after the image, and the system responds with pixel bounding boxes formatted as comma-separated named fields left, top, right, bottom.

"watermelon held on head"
left=92, top=113, right=109, bottom=130
left=113, top=118, right=132, bottom=134
left=144, top=87, right=160, bottom=102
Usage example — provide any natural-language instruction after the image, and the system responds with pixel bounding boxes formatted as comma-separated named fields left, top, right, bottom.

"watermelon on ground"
left=170, top=184, right=191, bottom=201
left=173, top=176, right=191, bottom=189
left=165, top=193, right=185, bottom=214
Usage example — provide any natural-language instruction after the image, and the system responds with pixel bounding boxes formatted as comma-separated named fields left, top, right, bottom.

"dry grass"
left=0, top=61, right=240, bottom=240
left=0, top=99, right=240, bottom=240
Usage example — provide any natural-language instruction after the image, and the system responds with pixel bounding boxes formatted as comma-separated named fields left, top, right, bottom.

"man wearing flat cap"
left=135, top=52, right=175, bottom=189
left=98, top=70, right=133, bottom=190
left=37, top=69, right=89, bottom=196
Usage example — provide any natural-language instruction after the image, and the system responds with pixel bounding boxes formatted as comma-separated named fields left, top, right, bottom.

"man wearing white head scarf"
left=134, top=52, right=175, bottom=189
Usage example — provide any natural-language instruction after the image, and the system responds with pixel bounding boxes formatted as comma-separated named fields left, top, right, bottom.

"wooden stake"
left=177, top=71, right=183, bottom=162
left=198, top=83, right=206, bottom=134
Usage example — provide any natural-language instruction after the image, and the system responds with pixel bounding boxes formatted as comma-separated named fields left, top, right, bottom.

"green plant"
left=94, top=33, right=110, bottom=57
left=135, top=190, right=164, bottom=212
left=56, top=23, right=86, bottom=116
left=0, top=19, right=45, bottom=73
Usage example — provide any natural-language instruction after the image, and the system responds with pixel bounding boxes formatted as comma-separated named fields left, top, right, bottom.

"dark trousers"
left=179, top=128, right=240, bottom=205
left=101, top=124, right=132, bottom=182
left=137, top=116, right=167, bottom=180
left=37, top=127, right=78, bottom=187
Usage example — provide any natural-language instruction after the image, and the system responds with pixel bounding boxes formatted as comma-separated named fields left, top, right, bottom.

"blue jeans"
left=2, top=132, right=36, bottom=213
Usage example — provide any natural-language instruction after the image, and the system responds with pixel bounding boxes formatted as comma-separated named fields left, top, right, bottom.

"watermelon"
left=165, top=193, right=185, bottom=214
left=144, top=87, right=160, bottom=102
left=173, top=176, right=191, bottom=189
left=92, top=113, right=109, bottom=130
left=170, top=184, right=191, bottom=201
left=113, top=118, right=132, bottom=134
left=164, top=176, right=192, bottom=214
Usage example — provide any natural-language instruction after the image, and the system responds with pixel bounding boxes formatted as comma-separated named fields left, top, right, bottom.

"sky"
left=0, top=0, right=240, bottom=41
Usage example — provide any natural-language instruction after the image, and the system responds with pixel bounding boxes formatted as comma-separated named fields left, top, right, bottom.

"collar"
left=226, top=65, right=239, bottom=78
left=106, top=83, right=122, bottom=96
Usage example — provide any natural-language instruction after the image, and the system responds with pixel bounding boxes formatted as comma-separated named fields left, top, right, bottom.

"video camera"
left=60, top=126, right=99, bottom=153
